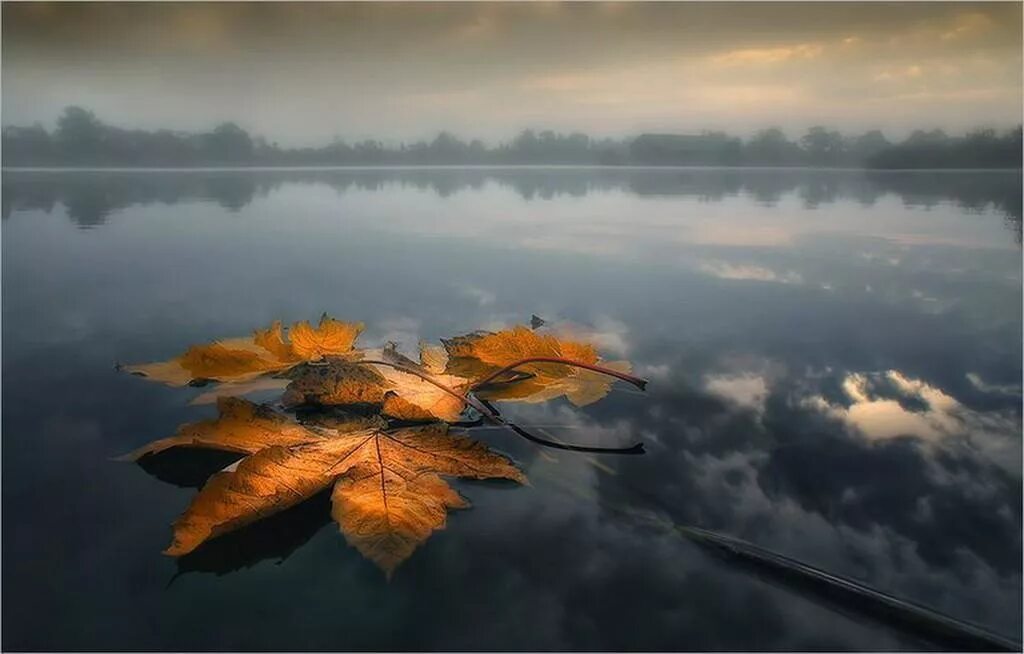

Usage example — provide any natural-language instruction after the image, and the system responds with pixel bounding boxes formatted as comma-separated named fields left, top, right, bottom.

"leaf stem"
left=501, top=421, right=645, bottom=455
left=360, top=359, right=644, bottom=455
left=472, top=357, right=648, bottom=391
left=358, top=359, right=501, bottom=420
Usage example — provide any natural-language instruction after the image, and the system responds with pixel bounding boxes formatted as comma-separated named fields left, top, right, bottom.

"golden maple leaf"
left=288, top=317, right=365, bottom=360
left=377, top=366, right=471, bottom=422
left=116, top=396, right=336, bottom=460
left=125, top=315, right=364, bottom=386
left=121, top=399, right=525, bottom=575
left=478, top=361, right=634, bottom=407
left=443, top=325, right=632, bottom=407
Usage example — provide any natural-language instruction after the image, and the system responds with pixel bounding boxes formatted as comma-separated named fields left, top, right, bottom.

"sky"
left=3, top=2, right=1022, bottom=145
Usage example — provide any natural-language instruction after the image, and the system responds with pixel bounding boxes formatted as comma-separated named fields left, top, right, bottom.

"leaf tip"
left=163, top=539, right=193, bottom=557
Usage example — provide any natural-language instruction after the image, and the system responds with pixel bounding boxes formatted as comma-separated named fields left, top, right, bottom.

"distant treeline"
left=3, top=106, right=1021, bottom=169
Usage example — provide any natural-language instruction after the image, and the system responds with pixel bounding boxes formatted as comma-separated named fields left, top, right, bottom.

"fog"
left=3, top=2, right=1022, bottom=146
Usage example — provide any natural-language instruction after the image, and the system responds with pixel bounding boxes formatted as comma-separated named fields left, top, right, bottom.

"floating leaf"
left=329, top=424, right=525, bottom=574
left=162, top=422, right=525, bottom=574
left=418, top=342, right=449, bottom=375
left=445, top=325, right=598, bottom=374
left=281, top=361, right=390, bottom=408
left=116, top=397, right=323, bottom=461
left=443, top=325, right=625, bottom=406
left=127, top=340, right=284, bottom=386
left=479, top=360, right=634, bottom=407
left=282, top=358, right=472, bottom=422
left=297, top=410, right=388, bottom=434
left=165, top=437, right=363, bottom=556
left=252, top=321, right=300, bottom=363
left=288, top=315, right=365, bottom=360
left=118, top=315, right=642, bottom=576
left=376, top=366, right=470, bottom=422
left=125, top=315, right=364, bottom=386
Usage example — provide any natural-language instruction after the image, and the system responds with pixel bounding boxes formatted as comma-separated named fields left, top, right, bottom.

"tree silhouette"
left=204, top=123, right=254, bottom=163
left=55, top=106, right=105, bottom=163
left=2, top=106, right=1020, bottom=169
left=800, top=126, right=845, bottom=166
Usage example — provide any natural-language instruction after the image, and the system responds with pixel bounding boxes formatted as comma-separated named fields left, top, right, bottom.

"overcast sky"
left=3, top=2, right=1021, bottom=145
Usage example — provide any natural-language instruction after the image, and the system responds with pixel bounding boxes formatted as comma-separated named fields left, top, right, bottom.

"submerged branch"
left=678, top=526, right=1021, bottom=652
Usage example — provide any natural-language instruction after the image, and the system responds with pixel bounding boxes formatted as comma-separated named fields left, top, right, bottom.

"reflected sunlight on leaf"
left=444, top=325, right=632, bottom=406
left=127, top=399, right=525, bottom=575
left=117, top=396, right=328, bottom=461
left=119, top=316, right=644, bottom=575
left=126, top=314, right=364, bottom=385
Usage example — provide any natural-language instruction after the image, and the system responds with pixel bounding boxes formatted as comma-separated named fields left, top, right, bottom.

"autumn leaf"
left=445, top=325, right=597, bottom=374
left=418, top=342, right=449, bottom=375
left=377, top=367, right=470, bottom=422
left=165, top=437, right=360, bottom=556
left=282, top=354, right=473, bottom=422
left=250, top=321, right=301, bottom=362
left=125, top=315, right=364, bottom=386
left=115, top=396, right=321, bottom=461
left=379, top=340, right=449, bottom=376
left=329, top=424, right=525, bottom=573
left=297, top=409, right=389, bottom=434
left=281, top=360, right=389, bottom=408
left=118, top=317, right=645, bottom=576
left=189, top=377, right=291, bottom=406
left=116, top=397, right=383, bottom=461
left=288, top=316, right=364, bottom=360
left=126, top=340, right=284, bottom=386
left=478, top=360, right=634, bottom=407
left=443, top=325, right=631, bottom=406
left=161, top=421, right=525, bottom=574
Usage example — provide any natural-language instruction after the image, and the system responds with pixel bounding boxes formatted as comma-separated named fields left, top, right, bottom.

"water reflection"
left=3, top=167, right=1021, bottom=240
left=2, top=167, right=1020, bottom=650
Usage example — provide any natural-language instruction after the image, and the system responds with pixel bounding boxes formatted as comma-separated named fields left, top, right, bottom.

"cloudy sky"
left=3, top=2, right=1021, bottom=145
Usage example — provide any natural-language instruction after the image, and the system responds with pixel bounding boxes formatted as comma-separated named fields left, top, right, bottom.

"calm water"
left=2, top=167, right=1022, bottom=651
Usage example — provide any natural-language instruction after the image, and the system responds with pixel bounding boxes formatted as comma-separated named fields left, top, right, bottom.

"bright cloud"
left=803, top=370, right=1021, bottom=473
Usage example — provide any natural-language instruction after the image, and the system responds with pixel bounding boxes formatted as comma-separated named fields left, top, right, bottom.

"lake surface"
left=2, top=167, right=1021, bottom=651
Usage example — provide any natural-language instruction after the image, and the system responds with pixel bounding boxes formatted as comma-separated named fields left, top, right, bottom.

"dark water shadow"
left=170, top=490, right=333, bottom=581
left=136, top=448, right=242, bottom=489
left=136, top=448, right=332, bottom=579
